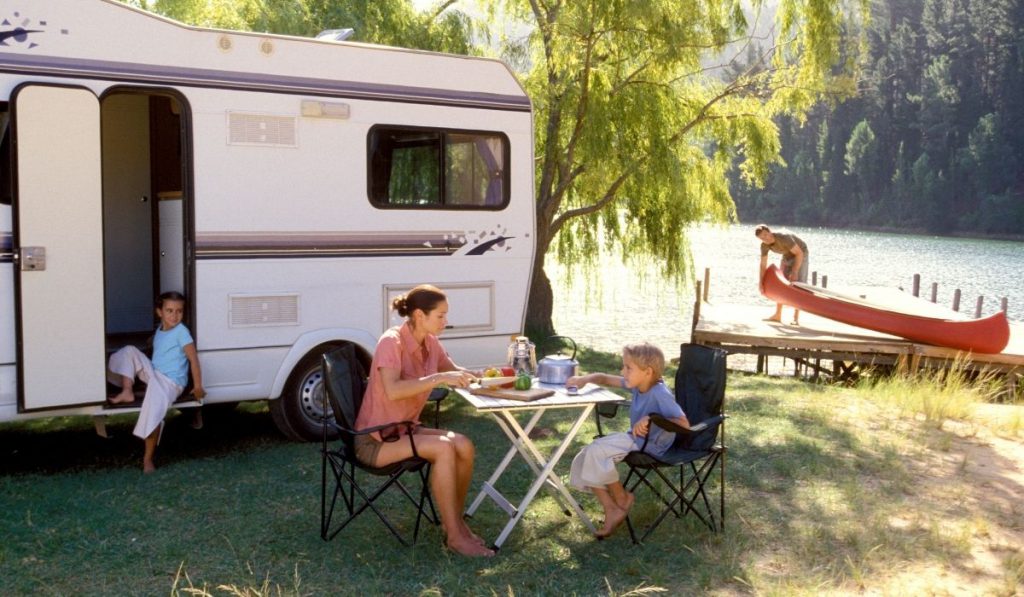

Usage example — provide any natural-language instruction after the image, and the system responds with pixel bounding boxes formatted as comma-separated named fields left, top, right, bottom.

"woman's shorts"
left=353, top=434, right=382, bottom=466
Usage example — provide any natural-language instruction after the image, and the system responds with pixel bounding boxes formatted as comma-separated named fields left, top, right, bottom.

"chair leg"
left=625, top=454, right=725, bottom=544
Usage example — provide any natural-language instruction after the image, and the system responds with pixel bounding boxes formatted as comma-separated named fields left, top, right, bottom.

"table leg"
left=465, top=409, right=546, bottom=517
left=492, top=404, right=596, bottom=548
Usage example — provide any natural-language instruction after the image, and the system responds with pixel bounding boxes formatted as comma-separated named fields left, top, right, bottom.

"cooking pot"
left=536, top=335, right=578, bottom=384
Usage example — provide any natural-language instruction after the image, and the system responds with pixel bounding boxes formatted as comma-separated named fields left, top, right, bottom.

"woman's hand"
left=434, top=370, right=476, bottom=389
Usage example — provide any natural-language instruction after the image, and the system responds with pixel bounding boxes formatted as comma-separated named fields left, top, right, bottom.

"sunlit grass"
left=857, top=357, right=1012, bottom=431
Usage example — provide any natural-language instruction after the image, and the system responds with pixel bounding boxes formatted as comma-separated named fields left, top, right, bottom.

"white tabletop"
left=455, top=382, right=625, bottom=411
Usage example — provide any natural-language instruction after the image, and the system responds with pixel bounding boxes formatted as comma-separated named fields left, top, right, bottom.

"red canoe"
left=760, top=264, right=1010, bottom=354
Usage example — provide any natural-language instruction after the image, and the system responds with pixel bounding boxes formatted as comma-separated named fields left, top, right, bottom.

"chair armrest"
left=593, top=399, right=631, bottom=437
left=428, top=387, right=449, bottom=401
left=650, top=413, right=727, bottom=435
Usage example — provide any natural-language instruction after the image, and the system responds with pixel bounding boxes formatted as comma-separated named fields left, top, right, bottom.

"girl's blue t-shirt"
left=628, top=380, right=685, bottom=456
left=152, top=323, right=193, bottom=388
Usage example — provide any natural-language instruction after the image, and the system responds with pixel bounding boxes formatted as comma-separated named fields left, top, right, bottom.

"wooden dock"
left=691, top=296, right=1024, bottom=394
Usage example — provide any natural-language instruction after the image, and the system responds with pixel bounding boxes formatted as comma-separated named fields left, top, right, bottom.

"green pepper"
left=514, top=374, right=532, bottom=391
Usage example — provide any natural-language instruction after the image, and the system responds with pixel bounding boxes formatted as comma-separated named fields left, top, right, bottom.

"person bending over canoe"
left=755, top=224, right=809, bottom=325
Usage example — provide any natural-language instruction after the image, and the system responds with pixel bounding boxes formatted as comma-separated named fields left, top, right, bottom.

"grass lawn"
left=1, top=348, right=1022, bottom=596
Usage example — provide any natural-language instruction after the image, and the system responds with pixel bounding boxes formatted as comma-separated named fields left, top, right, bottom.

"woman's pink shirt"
left=355, top=322, right=454, bottom=440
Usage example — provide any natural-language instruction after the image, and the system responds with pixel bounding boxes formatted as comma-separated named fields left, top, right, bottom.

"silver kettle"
left=536, top=336, right=578, bottom=384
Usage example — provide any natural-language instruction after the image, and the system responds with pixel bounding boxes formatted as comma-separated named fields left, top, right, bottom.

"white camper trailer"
left=0, top=0, right=535, bottom=440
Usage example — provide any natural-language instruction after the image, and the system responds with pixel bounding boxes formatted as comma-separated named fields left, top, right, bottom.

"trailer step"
left=93, top=398, right=202, bottom=438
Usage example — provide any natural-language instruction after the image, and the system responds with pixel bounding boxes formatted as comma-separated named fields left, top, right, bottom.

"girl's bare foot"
left=108, top=389, right=135, bottom=404
left=446, top=534, right=495, bottom=557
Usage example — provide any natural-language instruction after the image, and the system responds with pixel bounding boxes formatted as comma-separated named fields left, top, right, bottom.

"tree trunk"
left=524, top=253, right=556, bottom=338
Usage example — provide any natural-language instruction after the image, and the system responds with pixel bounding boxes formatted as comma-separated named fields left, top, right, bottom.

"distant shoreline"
left=737, top=221, right=1024, bottom=243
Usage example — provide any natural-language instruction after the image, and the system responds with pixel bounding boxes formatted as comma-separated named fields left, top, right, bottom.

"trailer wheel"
left=269, top=350, right=336, bottom=442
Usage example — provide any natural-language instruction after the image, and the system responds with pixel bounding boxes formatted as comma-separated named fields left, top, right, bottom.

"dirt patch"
left=884, top=410, right=1024, bottom=595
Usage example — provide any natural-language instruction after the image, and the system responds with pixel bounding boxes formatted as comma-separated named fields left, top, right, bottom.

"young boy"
left=566, top=342, right=688, bottom=538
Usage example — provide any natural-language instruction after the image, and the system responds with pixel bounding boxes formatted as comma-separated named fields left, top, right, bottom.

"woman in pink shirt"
left=354, top=284, right=493, bottom=557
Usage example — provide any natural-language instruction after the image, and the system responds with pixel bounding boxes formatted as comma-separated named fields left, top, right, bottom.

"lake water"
left=548, top=224, right=1024, bottom=361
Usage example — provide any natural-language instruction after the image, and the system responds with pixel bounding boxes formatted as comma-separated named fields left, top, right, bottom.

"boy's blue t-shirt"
left=627, top=379, right=685, bottom=457
left=152, top=323, right=193, bottom=388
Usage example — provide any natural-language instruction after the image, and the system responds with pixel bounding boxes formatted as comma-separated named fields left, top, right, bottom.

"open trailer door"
left=12, top=84, right=106, bottom=411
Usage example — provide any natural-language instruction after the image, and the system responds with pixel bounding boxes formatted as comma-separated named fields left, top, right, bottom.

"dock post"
left=912, top=274, right=920, bottom=297
left=1000, top=297, right=1008, bottom=313
left=975, top=296, right=984, bottom=318
left=703, top=268, right=710, bottom=303
left=930, top=282, right=938, bottom=303
left=822, top=275, right=828, bottom=288
left=812, top=271, right=818, bottom=285
left=692, top=280, right=702, bottom=335
left=953, top=289, right=961, bottom=312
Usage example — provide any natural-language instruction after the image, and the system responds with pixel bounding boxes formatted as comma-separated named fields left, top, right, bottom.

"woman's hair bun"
left=392, top=294, right=409, bottom=317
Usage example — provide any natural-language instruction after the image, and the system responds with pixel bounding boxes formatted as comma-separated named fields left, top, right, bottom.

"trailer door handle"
left=18, top=247, right=46, bottom=271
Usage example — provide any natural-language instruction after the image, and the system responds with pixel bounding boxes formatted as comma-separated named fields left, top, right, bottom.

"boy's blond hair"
left=622, top=342, right=665, bottom=379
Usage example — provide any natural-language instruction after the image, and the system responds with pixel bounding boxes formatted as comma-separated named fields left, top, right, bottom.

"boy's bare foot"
left=446, top=534, right=495, bottom=557
left=108, top=389, right=136, bottom=404
left=596, top=493, right=634, bottom=539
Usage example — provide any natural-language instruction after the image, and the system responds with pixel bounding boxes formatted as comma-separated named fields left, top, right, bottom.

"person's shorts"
left=354, top=433, right=382, bottom=466
left=781, top=254, right=809, bottom=283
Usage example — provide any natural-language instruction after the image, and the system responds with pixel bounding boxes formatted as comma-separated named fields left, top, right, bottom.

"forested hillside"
left=733, top=0, right=1024, bottom=236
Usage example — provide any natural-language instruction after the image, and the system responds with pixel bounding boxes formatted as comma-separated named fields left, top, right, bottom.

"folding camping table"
left=455, top=382, right=625, bottom=549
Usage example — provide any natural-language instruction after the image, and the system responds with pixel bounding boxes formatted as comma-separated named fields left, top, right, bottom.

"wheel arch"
left=268, top=328, right=376, bottom=399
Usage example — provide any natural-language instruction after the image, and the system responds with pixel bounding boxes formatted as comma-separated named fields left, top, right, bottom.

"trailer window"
left=368, top=126, right=508, bottom=209
left=0, top=102, right=9, bottom=205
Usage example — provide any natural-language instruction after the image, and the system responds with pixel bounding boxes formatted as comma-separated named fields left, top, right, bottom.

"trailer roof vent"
left=229, top=294, right=300, bottom=327
left=227, top=112, right=297, bottom=147
left=316, top=28, right=354, bottom=41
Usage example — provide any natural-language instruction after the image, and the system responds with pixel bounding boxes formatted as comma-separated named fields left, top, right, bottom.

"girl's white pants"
left=107, top=346, right=184, bottom=440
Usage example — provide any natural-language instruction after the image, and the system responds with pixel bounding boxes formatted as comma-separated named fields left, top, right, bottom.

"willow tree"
left=483, top=0, right=864, bottom=335
left=124, top=0, right=476, bottom=53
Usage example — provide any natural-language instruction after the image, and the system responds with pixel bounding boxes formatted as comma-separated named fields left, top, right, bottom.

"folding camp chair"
left=604, top=343, right=728, bottom=544
left=319, top=344, right=438, bottom=545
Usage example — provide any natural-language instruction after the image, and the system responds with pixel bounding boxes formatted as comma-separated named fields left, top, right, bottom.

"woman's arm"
left=379, top=365, right=475, bottom=401
left=183, top=343, right=205, bottom=400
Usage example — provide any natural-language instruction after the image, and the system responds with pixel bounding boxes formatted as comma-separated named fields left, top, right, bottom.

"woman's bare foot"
left=763, top=315, right=782, bottom=323
left=108, top=388, right=136, bottom=404
left=460, top=521, right=487, bottom=546
left=446, top=533, right=495, bottom=557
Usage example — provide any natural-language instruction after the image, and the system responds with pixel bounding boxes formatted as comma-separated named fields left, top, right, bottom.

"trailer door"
left=12, top=85, right=106, bottom=411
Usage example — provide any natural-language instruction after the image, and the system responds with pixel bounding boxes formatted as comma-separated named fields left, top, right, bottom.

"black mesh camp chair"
left=319, top=344, right=438, bottom=545
left=620, top=343, right=728, bottom=544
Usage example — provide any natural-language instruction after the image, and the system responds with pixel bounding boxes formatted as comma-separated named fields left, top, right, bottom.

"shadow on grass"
left=0, top=403, right=287, bottom=476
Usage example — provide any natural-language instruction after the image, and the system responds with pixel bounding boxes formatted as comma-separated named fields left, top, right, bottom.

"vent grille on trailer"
left=227, top=113, right=297, bottom=147
left=229, top=294, right=300, bottom=327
